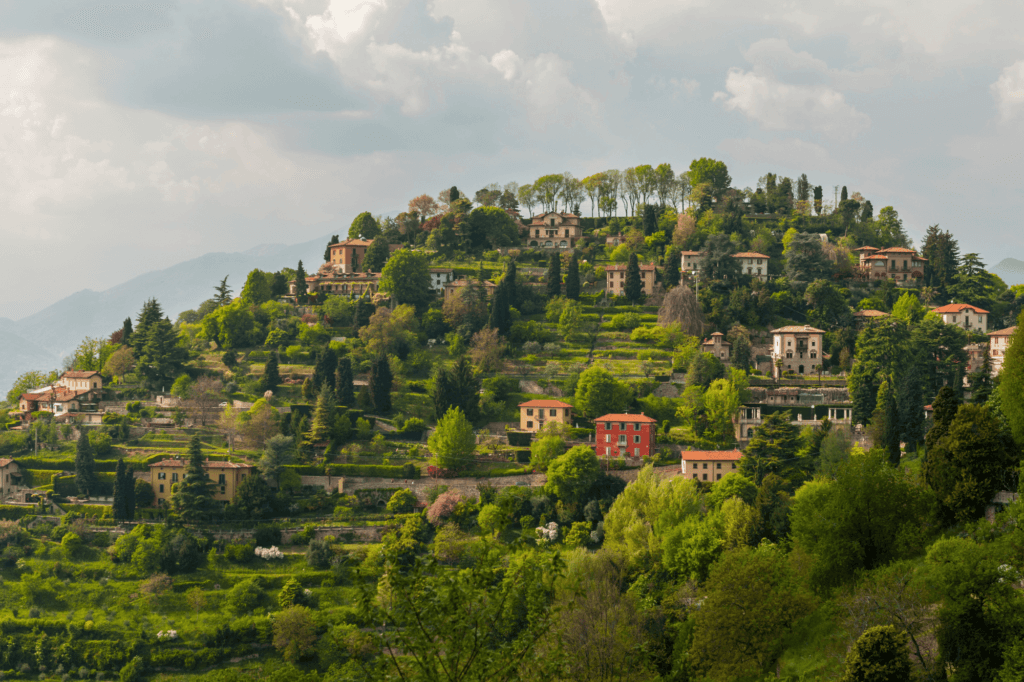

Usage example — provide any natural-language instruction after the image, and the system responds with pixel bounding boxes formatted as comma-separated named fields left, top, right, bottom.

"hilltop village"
left=2, top=162, right=1024, bottom=682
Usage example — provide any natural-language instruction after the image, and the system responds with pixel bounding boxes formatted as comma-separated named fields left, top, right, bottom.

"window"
left=702, top=474, right=707, bottom=481
left=171, top=473, right=178, bottom=482
left=158, top=472, right=166, bottom=480
left=619, top=423, right=625, bottom=430
left=618, top=435, right=626, bottom=445
left=549, top=409, right=556, bottom=417
left=527, top=421, right=533, bottom=429
left=634, top=435, right=641, bottom=444
left=221, top=486, right=226, bottom=495
left=702, top=462, right=708, bottom=469
left=218, top=474, right=226, bottom=484
left=731, top=463, right=737, bottom=469
left=693, top=474, right=698, bottom=479
left=716, top=462, right=721, bottom=469
left=634, top=448, right=639, bottom=456
left=526, top=408, right=534, bottom=416
left=605, top=434, right=610, bottom=443
left=811, top=341, right=816, bottom=347
left=159, top=484, right=164, bottom=493
left=606, top=447, right=611, bottom=455
left=716, top=474, right=722, bottom=480
left=787, top=341, right=792, bottom=347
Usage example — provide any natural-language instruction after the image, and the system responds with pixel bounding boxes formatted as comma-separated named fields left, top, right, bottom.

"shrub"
left=227, top=578, right=263, bottom=615
left=306, top=538, right=333, bottom=570
left=426, top=491, right=465, bottom=525
left=386, top=489, right=417, bottom=514
left=118, top=657, right=143, bottom=682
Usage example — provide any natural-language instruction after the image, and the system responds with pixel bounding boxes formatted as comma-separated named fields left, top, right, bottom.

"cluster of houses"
left=12, top=371, right=106, bottom=426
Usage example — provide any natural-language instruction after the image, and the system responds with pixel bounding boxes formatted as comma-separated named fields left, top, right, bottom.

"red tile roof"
left=877, top=247, right=917, bottom=253
left=933, top=303, right=989, bottom=314
left=61, top=371, right=100, bottom=379
left=596, top=414, right=658, bottom=423
left=519, top=400, right=573, bottom=408
left=680, top=450, right=743, bottom=461
left=772, top=325, right=826, bottom=334
left=854, top=309, right=889, bottom=317
left=853, top=246, right=879, bottom=251
left=0, top=458, right=15, bottom=468
left=330, top=239, right=373, bottom=249
left=732, top=252, right=769, bottom=259
left=679, top=251, right=702, bottom=256
left=988, top=326, right=1017, bottom=337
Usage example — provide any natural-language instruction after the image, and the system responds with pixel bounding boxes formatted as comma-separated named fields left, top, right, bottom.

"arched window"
left=747, top=428, right=754, bottom=438
left=544, top=241, right=553, bottom=248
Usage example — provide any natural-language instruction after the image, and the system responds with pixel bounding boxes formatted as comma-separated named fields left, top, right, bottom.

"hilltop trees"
left=349, top=212, right=380, bottom=240
left=134, top=299, right=186, bottom=389
left=379, top=249, right=432, bottom=309
left=429, top=407, right=476, bottom=472
left=565, top=252, right=581, bottom=300
left=624, top=253, right=642, bottom=303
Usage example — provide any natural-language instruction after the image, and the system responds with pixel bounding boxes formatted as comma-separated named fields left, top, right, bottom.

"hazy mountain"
left=993, top=257, right=1024, bottom=286
left=0, top=235, right=333, bottom=392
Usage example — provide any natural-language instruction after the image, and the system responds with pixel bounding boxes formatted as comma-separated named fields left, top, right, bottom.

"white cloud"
left=714, top=69, right=870, bottom=139
left=490, top=50, right=521, bottom=81
left=992, top=61, right=1024, bottom=121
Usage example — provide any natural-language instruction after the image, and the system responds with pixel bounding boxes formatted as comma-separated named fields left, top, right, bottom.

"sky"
left=1, top=0, right=1023, bottom=319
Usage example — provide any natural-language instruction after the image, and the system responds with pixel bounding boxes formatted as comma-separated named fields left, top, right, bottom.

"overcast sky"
left=2, top=0, right=1023, bottom=319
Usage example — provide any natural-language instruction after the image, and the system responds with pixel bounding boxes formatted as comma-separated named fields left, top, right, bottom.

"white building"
left=771, top=325, right=826, bottom=378
left=933, top=303, right=989, bottom=334
left=988, top=326, right=1017, bottom=374
left=428, top=268, right=454, bottom=292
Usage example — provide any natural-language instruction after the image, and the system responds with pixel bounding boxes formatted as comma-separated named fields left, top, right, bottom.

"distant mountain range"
left=993, top=257, right=1024, bottom=286
left=0, top=235, right=332, bottom=393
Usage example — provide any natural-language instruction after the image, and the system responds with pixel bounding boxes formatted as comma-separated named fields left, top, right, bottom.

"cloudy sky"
left=2, top=0, right=1023, bottom=319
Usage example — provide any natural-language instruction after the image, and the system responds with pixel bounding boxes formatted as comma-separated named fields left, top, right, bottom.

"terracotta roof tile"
left=680, top=450, right=743, bottom=461
left=771, top=325, right=826, bottom=334
left=595, top=413, right=658, bottom=423
left=988, top=326, right=1017, bottom=337
left=61, top=371, right=100, bottom=379
left=933, top=303, right=989, bottom=314
left=731, top=252, right=769, bottom=259
left=518, top=400, right=572, bottom=408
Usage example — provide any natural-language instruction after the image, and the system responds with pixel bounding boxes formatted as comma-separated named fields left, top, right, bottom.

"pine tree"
left=875, top=378, right=902, bottom=466
left=335, top=356, right=355, bottom=407
left=261, top=351, right=281, bottom=393
left=121, top=317, right=134, bottom=347
left=301, top=377, right=314, bottom=402
left=136, top=315, right=186, bottom=389
left=431, top=363, right=457, bottom=421
left=841, top=186, right=848, bottom=202
left=505, top=260, right=518, bottom=308
left=546, top=253, right=562, bottom=298
left=565, top=252, right=581, bottom=300
left=968, top=351, right=993, bottom=405
left=430, top=357, right=480, bottom=422
left=312, top=347, right=337, bottom=394
left=74, top=431, right=97, bottom=497
left=214, top=276, right=232, bottom=306
left=369, top=353, right=393, bottom=413
left=305, top=386, right=336, bottom=447
left=134, top=299, right=164, bottom=342
left=172, top=436, right=214, bottom=524
left=294, top=261, right=308, bottom=301
left=896, top=367, right=924, bottom=452
left=641, top=204, right=657, bottom=236
left=113, top=458, right=129, bottom=521
left=663, top=251, right=680, bottom=289
left=624, top=253, right=643, bottom=304
left=488, top=279, right=512, bottom=336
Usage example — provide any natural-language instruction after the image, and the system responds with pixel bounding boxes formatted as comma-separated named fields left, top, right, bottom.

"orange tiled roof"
left=988, top=326, right=1017, bottom=337
left=61, top=371, right=100, bottom=379
left=732, top=252, right=769, bottom=259
left=518, top=399, right=572, bottom=408
left=933, top=303, right=989, bottom=314
left=0, top=458, right=15, bottom=468
left=596, top=413, right=658, bottom=423
left=680, top=450, right=743, bottom=461
left=772, top=325, right=826, bottom=334
left=150, top=459, right=253, bottom=469
left=605, top=264, right=656, bottom=271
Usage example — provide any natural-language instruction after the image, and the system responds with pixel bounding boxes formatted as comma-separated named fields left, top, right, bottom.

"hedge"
left=63, top=504, right=113, bottom=519
left=0, top=504, right=35, bottom=520
left=507, top=432, right=533, bottom=447
left=53, top=472, right=116, bottom=497
left=326, top=463, right=419, bottom=478
left=11, top=452, right=232, bottom=472
left=20, top=469, right=60, bottom=487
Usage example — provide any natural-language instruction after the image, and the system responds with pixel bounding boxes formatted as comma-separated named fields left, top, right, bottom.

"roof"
left=678, top=251, right=702, bottom=256
left=732, top=252, right=769, bottom=259
left=518, top=399, right=573, bottom=408
left=150, top=459, right=253, bottom=469
left=595, top=413, right=658, bottom=423
left=61, top=371, right=100, bottom=379
left=933, top=303, right=989, bottom=314
left=877, top=247, right=917, bottom=253
left=20, top=387, right=90, bottom=403
left=988, top=326, right=1017, bottom=337
left=854, top=309, right=889, bottom=317
left=605, top=263, right=656, bottom=271
left=864, top=254, right=890, bottom=260
left=0, top=458, right=15, bottom=468
left=680, top=450, right=743, bottom=461
left=771, top=325, right=826, bottom=334
left=853, top=246, right=879, bottom=252
left=446, top=279, right=497, bottom=288
left=330, top=239, right=373, bottom=249
left=428, top=267, right=454, bottom=273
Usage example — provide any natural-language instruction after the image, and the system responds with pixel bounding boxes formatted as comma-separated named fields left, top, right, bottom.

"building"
left=933, top=303, right=989, bottom=333
left=605, top=235, right=624, bottom=247
left=525, top=211, right=582, bottom=249
left=290, top=270, right=381, bottom=297
left=771, top=325, right=826, bottom=377
left=964, top=342, right=989, bottom=374
left=594, top=413, right=658, bottom=458
left=680, top=251, right=702, bottom=276
left=856, top=246, right=927, bottom=283
left=701, top=332, right=731, bottom=362
left=443, top=278, right=498, bottom=302
left=732, top=252, right=770, bottom=281
left=149, top=459, right=254, bottom=506
left=518, top=399, right=573, bottom=433
left=328, top=239, right=372, bottom=273
left=0, top=458, right=20, bottom=500
left=58, top=370, right=102, bottom=392
left=853, top=309, right=890, bottom=328
left=988, top=326, right=1017, bottom=374
left=733, top=403, right=853, bottom=445
left=428, top=268, right=454, bottom=292
left=681, top=450, right=743, bottom=482
left=605, top=263, right=657, bottom=297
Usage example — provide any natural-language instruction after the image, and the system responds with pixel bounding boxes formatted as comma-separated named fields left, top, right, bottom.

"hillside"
left=993, top=257, right=1024, bottom=285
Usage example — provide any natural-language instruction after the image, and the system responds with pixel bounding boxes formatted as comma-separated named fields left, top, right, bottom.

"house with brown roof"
left=605, top=263, right=656, bottom=297
left=933, top=303, right=989, bottom=333
left=771, top=325, right=826, bottom=378
left=149, top=458, right=254, bottom=506
left=853, top=309, right=890, bottom=328
left=732, top=252, right=770, bottom=281
left=58, top=370, right=102, bottom=392
left=290, top=269, right=382, bottom=298
left=443, top=278, right=498, bottom=302
left=594, top=413, right=658, bottom=459
left=525, top=212, right=582, bottom=249
left=0, top=458, right=20, bottom=500
left=680, top=450, right=743, bottom=482
left=15, top=385, right=102, bottom=423
left=679, top=251, right=702, bottom=277
left=518, top=399, right=573, bottom=433
left=857, top=246, right=927, bottom=283
left=988, top=326, right=1016, bottom=374
left=701, top=332, right=731, bottom=362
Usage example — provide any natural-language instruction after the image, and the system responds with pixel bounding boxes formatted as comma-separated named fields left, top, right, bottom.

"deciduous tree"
left=429, top=407, right=476, bottom=472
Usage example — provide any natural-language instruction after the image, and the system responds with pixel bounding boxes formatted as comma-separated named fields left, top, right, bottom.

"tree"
left=574, top=367, right=632, bottom=418
left=699, top=234, right=740, bottom=280
left=232, top=473, right=275, bottom=519
left=875, top=206, right=909, bottom=248
left=546, top=252, right=562, bottom=298
left=258, top=434, right=294, bottom=485
left=134, top=479, right=155, bottom=509
left=113, top=458, right=131, bottom=521
left=306, top=386, right=337, bottom=447
left=657, top=284, right=705, bottom=336
left=387, top=489, right=417, bottom=514
left=662, top=249, right=680, bottom=290
left=105, top=346, right=135, bottom=381
left=349, top=211, right=380, bottom=240
left=214, top=277, right=232, bottom=307
left=379, top=249, right=432, bottom=309
left=544, top=446, right=601, bottom=505
left=786, top=233, right=831, bottom=283
left=891, top=291, right=927, bottom=324
left=841, top=626, right=911, bottom=682
left=805, top=279, right=852, bottom=329
left=895, top=366, right=924, bottom=452
left=998, top=315, right=1024, bottom=447
left=135, top=302, right=187, bottom=389
left=428, top=407, right=476, bottom=472
left=241, top=269, right=273, bottom=307
left=469, top=327, right=503, bottom=372
left=261, top=351, right=281, bottom=393
left=875, top=377, right=902, bottom=466
left=363, top=235, right=390, bottom=272
left=335, top=356, right=355, bottom=407
left=529, top=435, right=566, bottom=472
left=294, top=261, right=308, bottom=300
left=968, top=351, right=994, bottom=405
left=624, top=253, right=643, bottom=303
left=172, top=436, right=215, bottom=523
left=273, top=606, right=318, bottom=663
left=691, top=546, right=813, bottom=679
left=739, top=412, right=801, bottom=486
left=312, top=346, right=338, bottom=394
left=430, top=357, right=481, bottom=423
left=463, top=206, right=520, bottom=249
left=74, top=431, right=97, bottom=497
left=488, top=277, right=512, bottom=336
left=369, top=353, right=393, bottom=413
left=688, top=158, right=731, bottom=198
left=323, top=234, right=339, bottom=262
left=564, top=252, right=581, bottom=300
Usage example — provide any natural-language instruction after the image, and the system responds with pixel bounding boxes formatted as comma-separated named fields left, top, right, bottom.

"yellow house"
left=149, top=459, right=254, bottom=506
left=680, top=450, right=743, bottom=482
left=518, top=399, right=573, bottom=432
left=605, top=263, right=656, bottom=296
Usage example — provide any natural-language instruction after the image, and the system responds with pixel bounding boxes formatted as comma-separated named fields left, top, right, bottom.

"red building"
left=594, top=413, right=658, bottom=459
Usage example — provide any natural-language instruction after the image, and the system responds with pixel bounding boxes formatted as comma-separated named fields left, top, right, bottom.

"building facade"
left=701, top=332, right=731, bottom=362
left=680, top=251, right=702, bottom=276
left=732, top=252, right=770, bottom=281
left=856, top=246, right=927, bottom=283
left=594, top=413, right=658, bottom=458
left=443, top=278, right=498, bottom=301
left=933, top=303, right=989, bottom=333
left=290, top=271, right=381, bottom=297
left=853, top=309, right=890, bottom=328
left=525, top=212, right=582, bottom=249
left=0, top=458, right=20, bottom=500
left=58, top=371, right=102, bottom=392
left=988, top=326, right=1016, bottom=374
left=681, top=450, right=743, bottom=482
left=518, top=399, right=573, bottom=432
left=605, top=263, right=656, bottom=297
left=149, top=459, right=254, bottom=506
left=428, top=268, right=454, bottom=291
left=771, top=325, right=826, bottom=377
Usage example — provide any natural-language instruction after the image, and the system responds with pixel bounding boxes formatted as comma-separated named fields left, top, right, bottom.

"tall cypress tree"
left=261, top=351, right=281, bottom=393
left=124, top=464, right=136, bottom=521
left=172, top=436, right=214, bottom=524
left=841, top=186, right=848, bottom=201
left=113, top=458, right=129, bottom=521
left=968, top=351, right=993, bottom=405
left=295, top=260, right=308, bottom=301
left=813, top=186, right=823, bottom=215
left=121, top=317, right=134, bottom=347
left=488, top=279, right=512, bottom=336
left=624, top=253, right=643, bottom=304
left=875, top=378, right=902, bottom=466
left=505, top=260, right=518, bottom=308
left=565, top=252, right=581, bottom=300
left=306, top=386, right=337, bottom=447
left=546, top=253, right=562, bottom=298
left=335, top=356, right=355, bottom=407
left=74, top=431, right=97, bottom=497
left=663, top=251, right=680, bottom=289
left=369, top=353, right=393, bottom=413
left=926, top=386, right=961, bottom=450
left=451, top=356, right=481, bottom=422
left=312, top=347, right=337, bottom=393
left=896, top=367, right=924, bottom=453
left=430, top=363, right=457, bottom=421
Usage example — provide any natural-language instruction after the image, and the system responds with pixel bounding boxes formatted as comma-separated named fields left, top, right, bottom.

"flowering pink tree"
left=427, top=491, right=465, bottom=525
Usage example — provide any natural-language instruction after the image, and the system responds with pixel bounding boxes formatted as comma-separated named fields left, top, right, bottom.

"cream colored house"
left=58, top=371, right=102, bottom=392
left=988, top=326, right=1016, bottom=374
left=701, top=332, right=731, bottom=362
left=605, top=263, right=656, bottom=296
left=680, top=251, right=702, bottom=276
left=526, top=212, right=582, bottom=249
left=732, top=252, right=769, bottom=281
left=933, top=303, right=989, bottom=333
left=150, top=459, right=254, bottom=506
left=0, top=458, right=20, bottom=500
left=518, top=399, right=573, bottom=432
left=856, top=246, right=927, bottom=283
left=771, top=325, right=826, bottom=377
left=680, top=450, right=743, bottom=482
